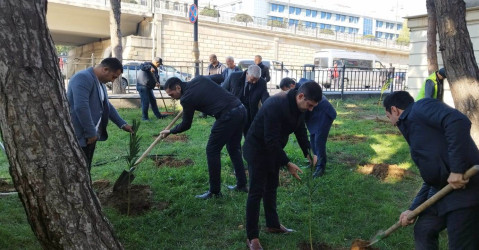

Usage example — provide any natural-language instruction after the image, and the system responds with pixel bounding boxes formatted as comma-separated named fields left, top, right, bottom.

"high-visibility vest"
left=416, top=72, right=438, bottom=100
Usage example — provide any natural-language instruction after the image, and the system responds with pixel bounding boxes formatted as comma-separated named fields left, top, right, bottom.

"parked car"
left=107, top=62, right=188, bottom=90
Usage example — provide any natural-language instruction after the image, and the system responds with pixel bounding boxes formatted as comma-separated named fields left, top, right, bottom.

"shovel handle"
left=382, top=165, right=479, bottom=238
left=133, top=110, right=183, bottom=166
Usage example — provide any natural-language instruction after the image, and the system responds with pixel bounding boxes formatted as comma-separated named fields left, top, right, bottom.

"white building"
left=213, top=0, right=403, bottom=40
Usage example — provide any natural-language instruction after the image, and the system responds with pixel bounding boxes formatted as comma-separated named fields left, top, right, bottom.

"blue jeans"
left=309, top=115, right=334, bottom=170
left=137, top=85, right=162, bottom=120
left=206, top=105, right=247, bottom=194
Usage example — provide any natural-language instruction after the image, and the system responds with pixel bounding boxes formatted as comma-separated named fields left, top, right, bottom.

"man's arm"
left=221, top=73, right=232, bottom=91
left=263, top=106, right=289, bottom=166
left=259, top=80, right=270, bottom=103
left=424, top=80, right=435, bottom=98
left=169, top=103, right=195, bottom=134
left=263, top=66, right=271, bottom=83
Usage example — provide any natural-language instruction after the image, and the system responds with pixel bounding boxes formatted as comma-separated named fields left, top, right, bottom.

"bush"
left=319, top=29, right=335, bottom=35
left=267, top=20, right=286, bottom=28
left=200, top=7, right=219, bottom=18
left=234, top=14, right=253, bottom=23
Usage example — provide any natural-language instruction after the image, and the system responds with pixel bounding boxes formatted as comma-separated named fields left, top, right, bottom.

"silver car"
left=117, top=62, right=188, bottom=89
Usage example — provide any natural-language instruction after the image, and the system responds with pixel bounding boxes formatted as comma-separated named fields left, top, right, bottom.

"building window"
left=306, top=9, right=311, bottom=16
left=376, top=21, right=383, bottom=28
left=231, top=4, right=235, bottom=12
left=348, top=27, right=358, bottom=34
left=336, top=14, right=346, bottom=22
left=335, top=26, right=345, bottom=32
left=348, top=16, right=359, bottom=23
left=289, top=19, right=299, bottom=26
left=271, top=4, right=285, bottom=13
left=289, top=7, right=301, bottom=15
left=305, top=21, right=317, bottom=29
left=375, top=31, right=383, bottom=38
left=270, top=16, right=284, bottom=22
left=397, top=24, right=402, bottom=30
left=306, top=10, right=318, bottom=18
left=386, top=22, right=395, bottom=29
left=321, top=12, right=332, bottom=19
left=363, top=18, right=373, bottom=35
left=237, top=2, right=242, bottom=10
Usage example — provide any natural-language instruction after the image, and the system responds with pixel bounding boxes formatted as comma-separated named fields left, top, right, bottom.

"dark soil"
left=153, top=156, right=193, bottom=168
left=333, top=151, right=359, bottom=166
left=153, top=134, right=188, bottom=142
left=329, top=135, right=367, bottom=143
left=357, top=163, right=414, bottom=181
left=278, top=169, right=293, bottom=187
left=350, top=239, right=379, bottom=250
left=0, top=179, right=15, bottom=192
left=92, top=179, right=169, bottom=216
left=298, top=242, right=348, bottom=250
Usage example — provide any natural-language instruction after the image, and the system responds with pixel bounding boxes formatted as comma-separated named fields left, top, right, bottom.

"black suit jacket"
left=257, top=62, right=271, bottom=83
left=222, top=71, right=269, bottom=130
left=243, top=89, right=310, bottom=168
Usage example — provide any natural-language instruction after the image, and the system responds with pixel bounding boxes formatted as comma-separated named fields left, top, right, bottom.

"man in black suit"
left=222, top=64, right=269, bottom=135
left=160, top=76, right=248, bottom=199
left=254, top=55, right=271, bottom=83
left=244, top=81, right=321, bottom=250
left=383, top=91, right=479, bottom=249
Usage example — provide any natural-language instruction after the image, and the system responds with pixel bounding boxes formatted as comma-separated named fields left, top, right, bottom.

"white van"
left=312, top=49, right=386, bottom=89
left=236, top=59, right=293, bottom=89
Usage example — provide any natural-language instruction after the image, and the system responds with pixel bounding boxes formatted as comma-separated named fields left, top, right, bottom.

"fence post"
left=91, top=53, right=95, bottom=67
left=390, top=67, right=395, bottom=93
left=340, top=65, right=345, bottom=99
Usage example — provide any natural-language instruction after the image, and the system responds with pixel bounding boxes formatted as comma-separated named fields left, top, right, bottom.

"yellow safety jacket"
left=416, top=72, right=438, bottom=100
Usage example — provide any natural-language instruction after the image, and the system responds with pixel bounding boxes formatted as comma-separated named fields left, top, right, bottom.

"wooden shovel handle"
left=383, top=165, right=479, bottom=238
left=133, top=110, right=183, bottom=166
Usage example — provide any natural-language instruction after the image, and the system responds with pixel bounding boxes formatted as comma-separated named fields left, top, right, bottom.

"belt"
left=216, top=104, right=244, bottom=119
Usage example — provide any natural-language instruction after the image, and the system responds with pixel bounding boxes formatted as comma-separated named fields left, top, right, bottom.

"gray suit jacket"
left=67, top=67, right=127, bottom=147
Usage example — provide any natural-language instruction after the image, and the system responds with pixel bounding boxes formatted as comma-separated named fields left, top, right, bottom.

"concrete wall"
left=407, top=6, right=479, bottom=106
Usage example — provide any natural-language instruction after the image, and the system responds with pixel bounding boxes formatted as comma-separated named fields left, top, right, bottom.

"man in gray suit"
left=67, top=58, right=133, bottom=171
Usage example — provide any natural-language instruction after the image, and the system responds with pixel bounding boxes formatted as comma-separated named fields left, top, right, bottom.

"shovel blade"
left=113, top=170, right=136, bottom=193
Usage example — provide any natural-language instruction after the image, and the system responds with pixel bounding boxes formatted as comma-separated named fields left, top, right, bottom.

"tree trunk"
left=0, top=1, right=123, bottom=249
left=426, top=0, right=439, bottom=74
left=110, top=0, right=125, bottom=94
left=435, top=0, right=479, bottom=146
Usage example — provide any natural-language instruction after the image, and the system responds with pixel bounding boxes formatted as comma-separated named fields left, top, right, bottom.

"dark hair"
left=280, top=77, right=296, bottom=90
left=154, top=57, right=163, bottom=65
left=297, top=81, right=322, bottom=102
left=164, top=77, right=183, bottom=90
left=100, top=58, right=123, bottom=73
left=438, top=68, right=446, bottom=78
left=383, top=91, right=414, bottom=112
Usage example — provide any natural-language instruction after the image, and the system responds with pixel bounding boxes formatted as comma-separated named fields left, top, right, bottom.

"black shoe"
left=313, top=167, right=325, bottom=178
left=227, top=185, right=248, bottom=193
left=195, top=191, right=222, bottom=199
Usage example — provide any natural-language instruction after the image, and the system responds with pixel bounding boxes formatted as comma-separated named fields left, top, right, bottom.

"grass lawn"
left=0, top=97, right=449, bottom=249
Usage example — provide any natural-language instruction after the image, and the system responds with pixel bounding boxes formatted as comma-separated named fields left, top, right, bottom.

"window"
left=397, top=24, right=402, bottom=30
left=270, top=16, right=283, bottom=22
left=363, top=18, right=373, bottom=35
left=237, top=2, right=242, bottom=10
left=271, top=4, right=285, bottom=13
left=336, top=14, right=346, bottom=21
left=375, top=31, right=383, bottom=38
left=376, top=21, right=383, bottom=28
left=320, top=11, right=332, bottom=19
left=289, top=19, right=299, bottom=26
left=349, top=16, right=358, bottom=23
left=385, top=22, right=395, bottom=29
left=348, top=27, right=358, bottom=34
left=289, top=7, right=301, bottom=15
left=306, top=9, right=311, bottom=17
left=305, top=21, right=317, bottom=29
left=311, top=10, right=317, bottom=17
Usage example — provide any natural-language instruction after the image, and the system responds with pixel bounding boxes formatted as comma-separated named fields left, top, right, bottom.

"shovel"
left=366, top=165, right=479, bottom=247
left=113, top=110, right=183, bottom=192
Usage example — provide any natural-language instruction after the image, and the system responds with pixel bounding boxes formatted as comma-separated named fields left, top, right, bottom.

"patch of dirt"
left=92, top=180, right=169, bottom=216
left=153, top=156, right=193, bottom=168
left=0, top=178, right=15, bottom=192
left=357, top=163, right=414, bottom=181
left=332, top=152, right=359, bottom=166
left=298, top=242, right=347, bottom=250
left=153, top=134, right=188, bottom=142
left=329, top=135, right=367, bottom=143
left=350, top=239, right=379, bottom=250
left=279, top=169, right=292, bottom=187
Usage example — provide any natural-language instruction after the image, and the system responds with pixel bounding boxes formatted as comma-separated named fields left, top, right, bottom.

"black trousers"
left=414, top=205, right=479, bottom=250
left=81, top=141, right=97, bottom=172
left=206, top=105, right=247, bottom=194
left=245, top=154, right=281, bottom=240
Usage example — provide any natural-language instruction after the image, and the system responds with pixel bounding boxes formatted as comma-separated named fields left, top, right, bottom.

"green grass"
left=0, top=98, right=448, bottom=249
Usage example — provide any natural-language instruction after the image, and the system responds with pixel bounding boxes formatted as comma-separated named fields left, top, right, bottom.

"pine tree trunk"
left=0, top=1, right=123, bottom=248
left=426, top=0, right=439, bottom=74
left=435, top=0, right=479, bottom=146
left=110, top=0, right=125, bottom=94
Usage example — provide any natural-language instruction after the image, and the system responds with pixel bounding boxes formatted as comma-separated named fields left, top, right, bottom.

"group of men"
left=67, top=58, right=478, bottom=249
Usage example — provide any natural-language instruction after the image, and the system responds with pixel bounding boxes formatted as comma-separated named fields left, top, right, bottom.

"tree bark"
left=0, top=1, right=123, bottom=249
left=110, top=0, right=125, bottom=94
left=435, top=0, right=479, bottom=146
left=427, top=0, right=439, bottom=74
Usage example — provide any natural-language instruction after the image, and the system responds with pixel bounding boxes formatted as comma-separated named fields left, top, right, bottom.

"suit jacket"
left=243, top=89, right=310, bottom=168
left=67, top=67, right=127, bottom=147
left=257, top=62, right=271, bottom=83
left=222, top=71, right=269, bottom=129
left=398, top=98, right=479, bottom=215
left=305, top=95, right=337, bottom=133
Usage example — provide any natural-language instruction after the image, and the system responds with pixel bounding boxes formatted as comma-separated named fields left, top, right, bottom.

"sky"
left=337, top=0, right=427, bottom=17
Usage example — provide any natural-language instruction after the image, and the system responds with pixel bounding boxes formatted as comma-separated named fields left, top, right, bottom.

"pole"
left=193, top=0, right=200, bottom=77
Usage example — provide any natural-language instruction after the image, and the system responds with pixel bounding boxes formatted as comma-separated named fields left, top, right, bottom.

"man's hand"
left=448, top=172, right=469, bottom=189
left=87, top=136, right=98, bottom=145
left=399, top=210, right=416, bottom=227
left=150, top=68, right=155, bottom=73
left=159, top=130, right=171, bottom=139
left=286, top=162, right=303, bottom=181
left=122, top=124, right=134, bottom=133
left=156, top=83, right=160, bottom=88
left=307, top=154, right=318, bottom=167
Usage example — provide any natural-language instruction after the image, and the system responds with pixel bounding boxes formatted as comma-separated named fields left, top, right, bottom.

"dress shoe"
left=227, top=185, right=248, bottom=193
left=246, top=238, right=263, bottom=250
left=313, top=167, right=325, bottom=178
left=195, top=191, right=222, bottom=200
left=265, top=224, right=295, bottom=234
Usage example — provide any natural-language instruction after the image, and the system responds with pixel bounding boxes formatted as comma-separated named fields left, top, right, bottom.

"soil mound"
left=358, top=163, right=414, bottom=181
left=350, top=239, right=379, bottom=250
left=0, top=178, right=15, bottom=192
left=92, top=180, right=169, bottom=216
left=329, top=135, right=367, bottom=143
left=154, top=156, right=193, bottom=168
